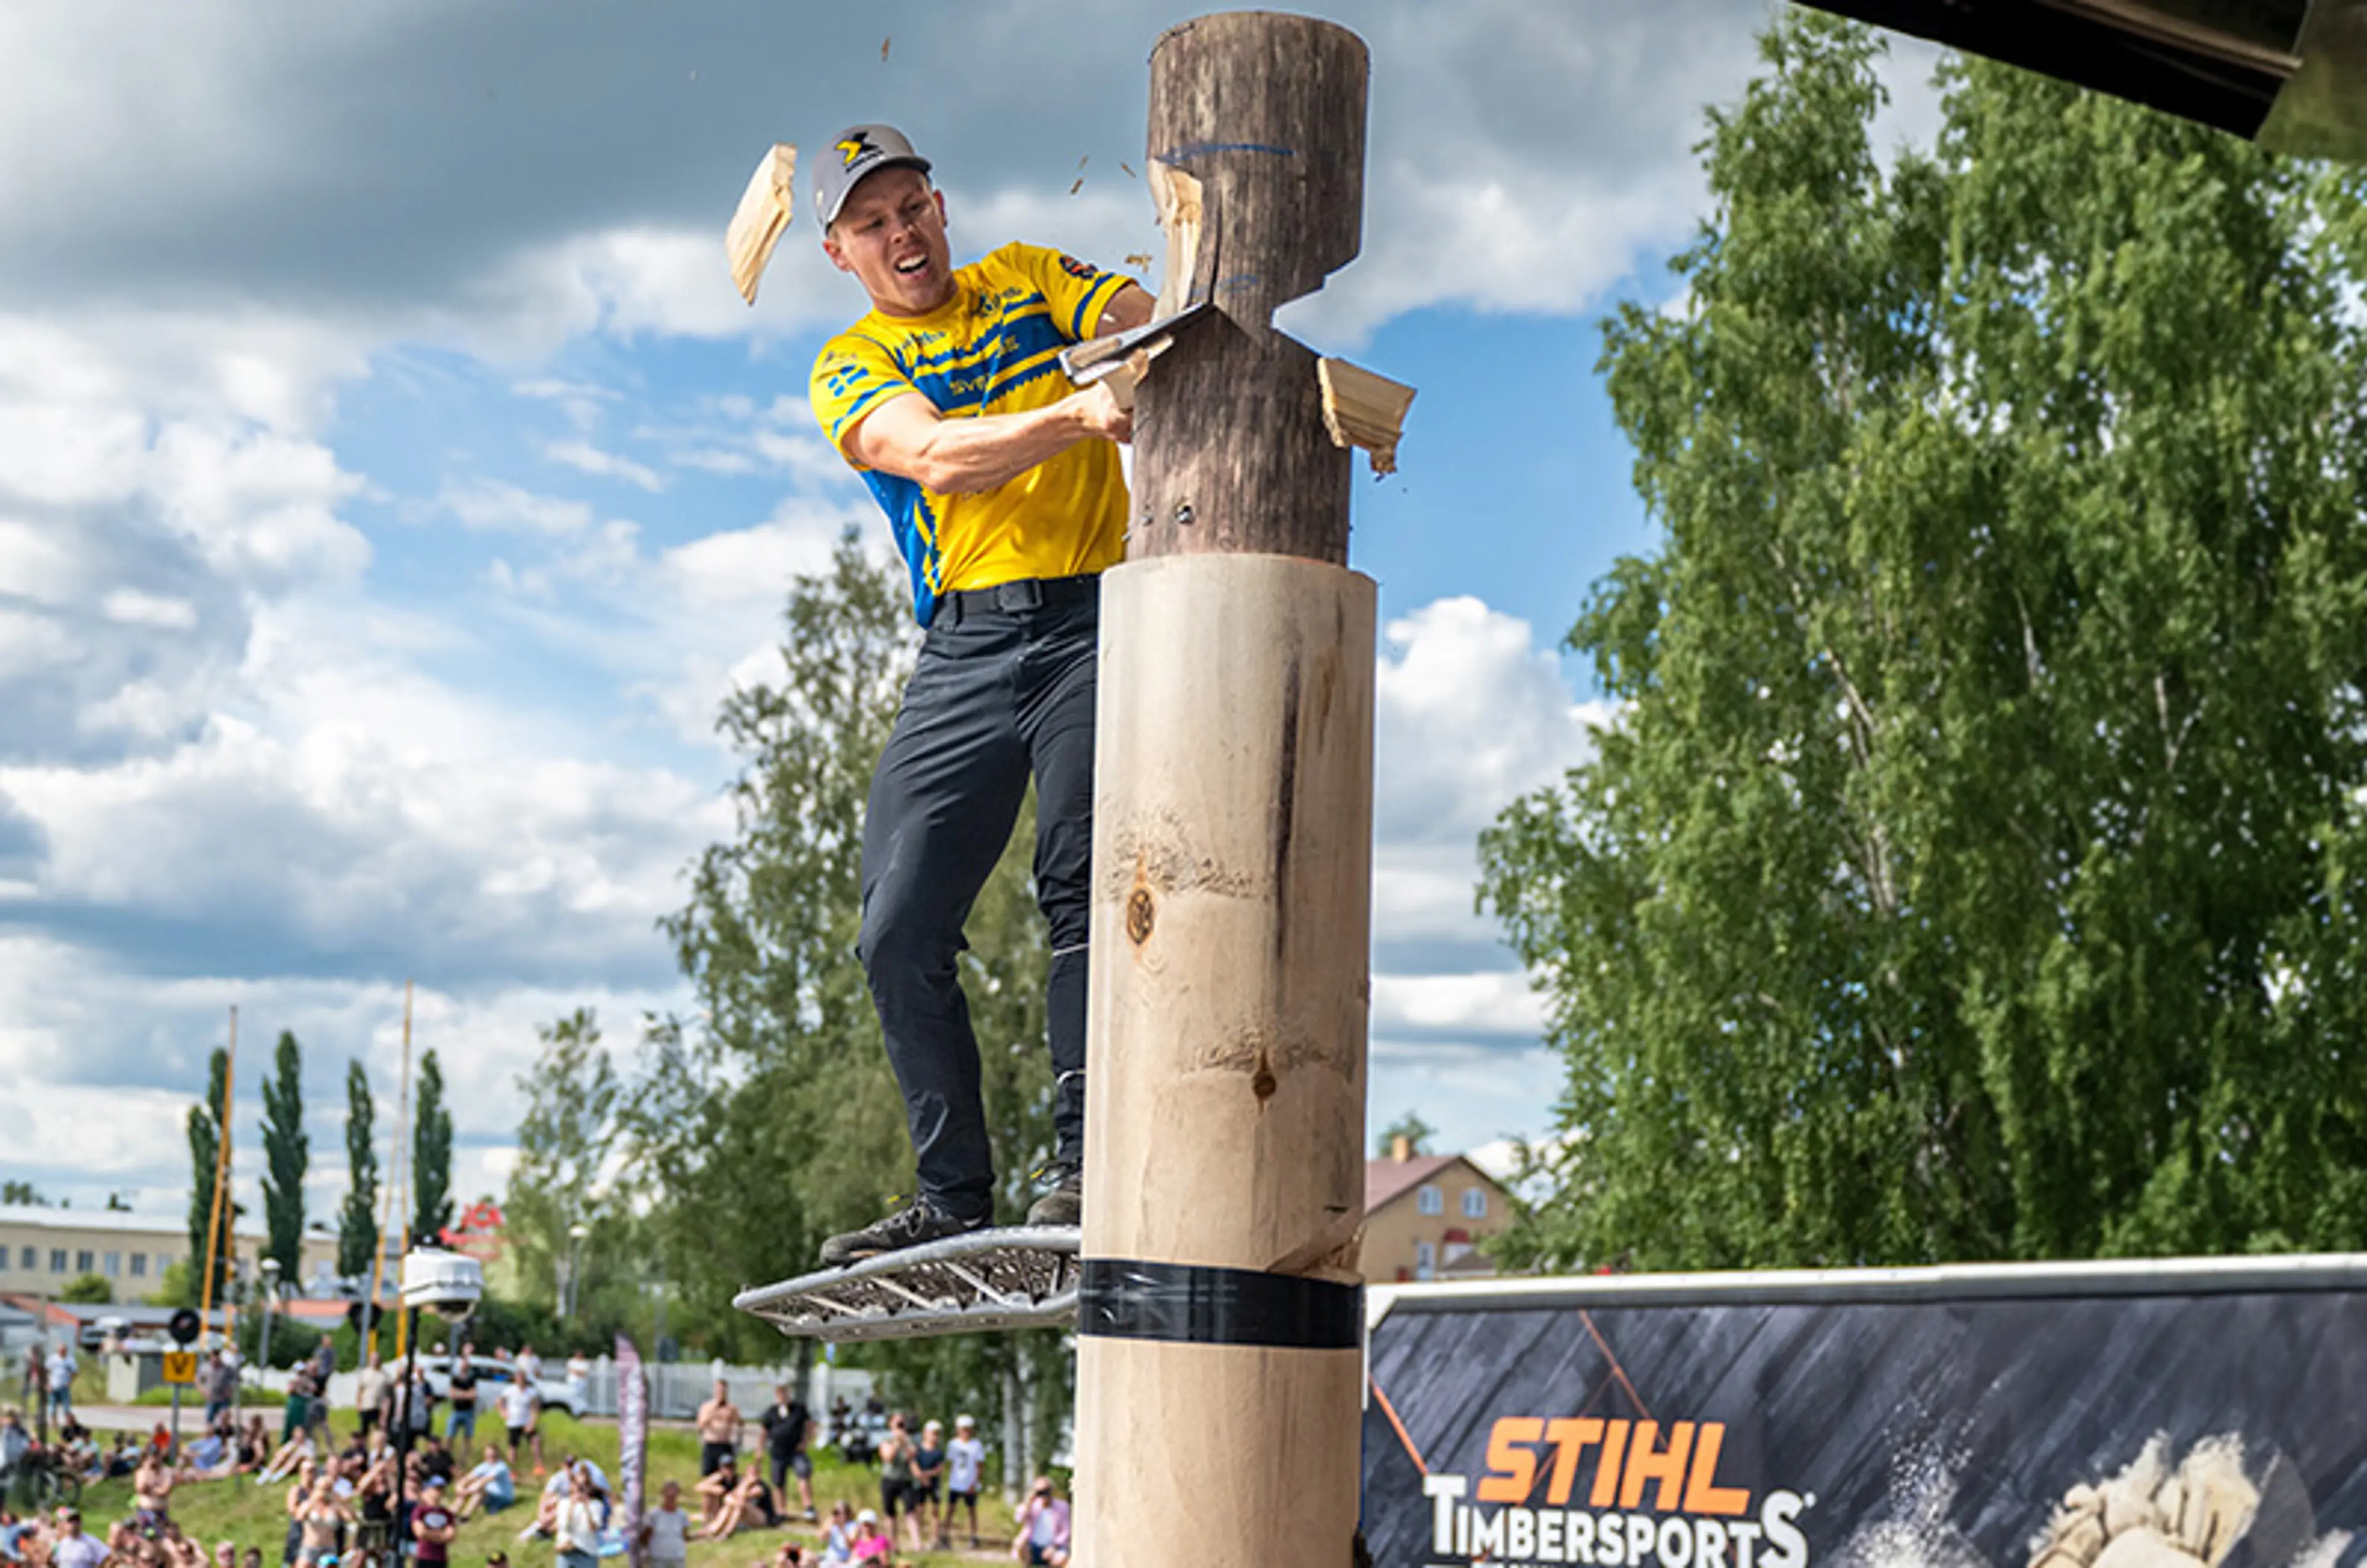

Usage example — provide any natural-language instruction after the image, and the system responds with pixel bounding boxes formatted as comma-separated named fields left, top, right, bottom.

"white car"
left=411, top=1353, right=579, bottom=1418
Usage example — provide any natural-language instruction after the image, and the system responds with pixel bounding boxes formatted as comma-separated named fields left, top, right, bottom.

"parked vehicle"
left=409, top=1353, right=578, bottom=1418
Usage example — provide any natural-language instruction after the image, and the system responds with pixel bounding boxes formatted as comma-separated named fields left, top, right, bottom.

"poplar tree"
left=412, top=1050, right=454, bottom=1242
left=260, top=1031, right=308, bottom=1280
left=339, top=1060, right=380, bottom=1278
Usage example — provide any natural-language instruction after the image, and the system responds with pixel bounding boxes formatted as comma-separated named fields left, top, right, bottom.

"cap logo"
left=836, top=131, right=877, bottom=169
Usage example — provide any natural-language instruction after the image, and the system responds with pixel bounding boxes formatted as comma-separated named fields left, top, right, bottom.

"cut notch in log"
left=1148, top=160, right=1206, bottom=318
left=1317, top=357, right=1416, bottom=476
left=727, top=143, right=798, bottom=304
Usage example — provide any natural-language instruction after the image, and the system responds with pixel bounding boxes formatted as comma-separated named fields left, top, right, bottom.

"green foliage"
left=59, top=1273, right=110, bottom=1304
left=1, top=1181, right=47, bottom=1205
left=339, top=1059, right=380, bottom=1278
left=502, top=1008, right=626, bottom=1329
left=260, top=1031, right=308, bottom=1278
left=1376, top=1110, right=1437, bottom=1158
left=152, top=1257, right=194, bottom=1308
left=412, top=1049, right=453, bottom=1242
left=186, top=1046, right=234, bottom=1302
left=629, top=529, right=1068, bottom=1432
left=1481, top=17, right=2367, bottom=1272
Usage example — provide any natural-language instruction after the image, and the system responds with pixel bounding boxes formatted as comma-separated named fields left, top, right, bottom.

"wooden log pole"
left=1075, top=14, right=1373, bottom=1568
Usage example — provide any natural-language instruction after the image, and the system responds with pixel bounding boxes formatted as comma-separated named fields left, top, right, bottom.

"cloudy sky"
left=0, top=0, right=1944, bottom=1233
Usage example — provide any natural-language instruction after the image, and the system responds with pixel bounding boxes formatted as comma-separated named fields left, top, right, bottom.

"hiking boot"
left=1025, top=1162, right=1082, bottom=1227
left=819, top=1195, right=991, bottom=1266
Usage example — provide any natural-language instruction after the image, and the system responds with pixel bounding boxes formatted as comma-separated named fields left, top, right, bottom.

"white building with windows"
left=0, top=1204, right=339, bottom=1303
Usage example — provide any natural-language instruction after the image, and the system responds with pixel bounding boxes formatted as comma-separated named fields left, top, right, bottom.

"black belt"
left=937, top=573, right=1099, bottom=623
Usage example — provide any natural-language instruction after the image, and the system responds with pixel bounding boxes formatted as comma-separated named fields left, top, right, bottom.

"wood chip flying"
left=1123, top=253, right=1152, bottom=271
left=1069, top=178, right=1084, bottom=195
left=1121, top=162, right=1137, bottom=179
left=880, top=36, right=891, bottom=62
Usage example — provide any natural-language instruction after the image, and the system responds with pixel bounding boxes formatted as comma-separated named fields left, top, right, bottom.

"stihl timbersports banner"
left=1362, top=1270, right=2367, bottom=1568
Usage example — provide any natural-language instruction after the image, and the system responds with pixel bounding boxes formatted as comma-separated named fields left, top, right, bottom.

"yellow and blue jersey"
left=810, top=242, right=1133, bottom=625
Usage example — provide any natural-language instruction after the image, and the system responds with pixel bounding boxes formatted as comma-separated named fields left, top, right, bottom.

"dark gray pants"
left=859, top=580, right=1097, bottom=1219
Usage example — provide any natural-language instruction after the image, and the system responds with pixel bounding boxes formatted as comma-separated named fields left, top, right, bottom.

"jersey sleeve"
left=811, top=332, right=919, bottom=464
left=1005, top=241, right=1130, bottom=341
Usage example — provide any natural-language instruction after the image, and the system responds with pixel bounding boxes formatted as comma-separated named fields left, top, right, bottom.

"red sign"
left=438, top=1199, right=506, bottom=1262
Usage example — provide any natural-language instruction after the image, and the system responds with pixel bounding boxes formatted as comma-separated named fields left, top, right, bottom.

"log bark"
left=1129, top=12, right=1369, bottom=564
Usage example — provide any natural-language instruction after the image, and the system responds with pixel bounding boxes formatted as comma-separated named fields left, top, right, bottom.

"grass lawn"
left=70, top=1410, right=1026, bottom=1567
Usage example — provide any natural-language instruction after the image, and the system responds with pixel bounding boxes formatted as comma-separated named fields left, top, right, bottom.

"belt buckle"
left=995, top=579, right=1044, bottom=613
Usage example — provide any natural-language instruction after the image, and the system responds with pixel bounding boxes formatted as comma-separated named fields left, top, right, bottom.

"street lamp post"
left=254, top=1258, right=282, bottom=1386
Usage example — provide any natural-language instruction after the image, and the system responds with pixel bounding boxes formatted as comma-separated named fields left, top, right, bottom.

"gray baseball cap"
left=814, top=124, right=933, bottom=227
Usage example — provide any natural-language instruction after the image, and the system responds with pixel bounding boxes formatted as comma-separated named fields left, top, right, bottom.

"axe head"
left=1058, top=300, right=1216, bottom=387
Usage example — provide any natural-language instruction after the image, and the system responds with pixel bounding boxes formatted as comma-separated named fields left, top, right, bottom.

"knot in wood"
left=1125, top=886, right=1157, bottom=945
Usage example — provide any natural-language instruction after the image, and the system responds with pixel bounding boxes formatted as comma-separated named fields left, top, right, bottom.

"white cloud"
left=546, top=439, right=663, bottom=492
left=439, top=478, right=595, bottom=536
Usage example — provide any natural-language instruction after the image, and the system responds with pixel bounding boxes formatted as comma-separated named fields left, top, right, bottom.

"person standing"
left=42, top=1343, right=74, bottom=1426
left=497, top=1369, right=541, bottom=1478
left=202, top=1350, right=237, bottom=1431
left=759, top=1383, right=816, bottom=1522
left=695, top=1381, right=740, bottom=1479
left=804, top=123, right=1153, bottom=1262
left=942, top=1415, right=987, bottom=1548
left=562, top=1352, right=589, bottom=1416
left=445, top=1349, right=479, bottom=1446
left=354, top=1350, right=389, bottom=1438
left=875, top=1414, right=918, bottom=1552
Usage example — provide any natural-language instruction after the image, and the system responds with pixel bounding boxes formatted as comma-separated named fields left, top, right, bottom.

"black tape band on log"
left=1077, top=1257, right=1362, bottom=1349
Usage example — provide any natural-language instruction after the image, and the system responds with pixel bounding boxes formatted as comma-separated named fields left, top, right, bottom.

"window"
left=129, top=1254, right=147, bottom=1278
left=1462, top=1187, right=1488, bottom=1219
left=102, top=1251, right=120, bottom=1278
left=49, top=1249, right=66, bottom=1273
left=75, top=1250, right=93, bottom=1273
left=1415, top=1240, right=1436, bottom=1280
left=1416, top=1184, right=1443, bottom=1215
left=18, top=1247, right=32, bottom=1270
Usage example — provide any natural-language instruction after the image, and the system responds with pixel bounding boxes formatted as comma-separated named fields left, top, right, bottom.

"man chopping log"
left=806, top=124, right=1156, bottom=1263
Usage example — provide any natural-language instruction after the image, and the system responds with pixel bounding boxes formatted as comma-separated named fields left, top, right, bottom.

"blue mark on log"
left=1216, top=274, right=1262, bottom=293
left=1157, top=141, right=1298, bottom=161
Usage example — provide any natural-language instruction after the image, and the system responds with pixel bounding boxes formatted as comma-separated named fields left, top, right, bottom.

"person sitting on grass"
left=254, top=1426, right=317, bottom=1487
left=133, top=1447, right=174, bottom=1527
left=819, top=1501, right=857, bottom=1566
left=641, top=1481, right=689, bottom=1568
left=291, top=1474, right=352, bottom=1568
left=552, top=1466, right=603, bottom=1568
left=761, top=1543, right=804, bottom=1568
left=849, top=1509, right=892, bottom=1565
left=1010, top=1476, right=1070, bottom=1568
left=454, top=1442, right=515, bottom=1520
left=519, top=1455, right=607, bottom=1542
left=695, top=1455, right=774, bottom=1540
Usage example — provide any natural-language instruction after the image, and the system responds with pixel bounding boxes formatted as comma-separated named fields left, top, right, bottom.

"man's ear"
left=822, top=231, right=852, bottom=275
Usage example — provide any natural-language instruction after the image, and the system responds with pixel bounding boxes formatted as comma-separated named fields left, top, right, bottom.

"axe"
left=1057, top=300, right=1216, bottom=410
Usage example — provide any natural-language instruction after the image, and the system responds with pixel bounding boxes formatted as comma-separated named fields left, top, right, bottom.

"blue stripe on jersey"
left=864, top=468, right=943, bottom=625
left=908, top=311, right=1072, bottom=415
left=1069, top=272, right=1123, bottom=340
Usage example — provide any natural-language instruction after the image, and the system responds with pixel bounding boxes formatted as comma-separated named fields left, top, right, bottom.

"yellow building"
left=0, top=1204, right=341, bottom=1303
left=1363, top=1140, right=1512, bottom=1284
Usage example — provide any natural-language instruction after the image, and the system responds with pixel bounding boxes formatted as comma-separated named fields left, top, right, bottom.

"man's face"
left=824, top=168, right=954, bottom=318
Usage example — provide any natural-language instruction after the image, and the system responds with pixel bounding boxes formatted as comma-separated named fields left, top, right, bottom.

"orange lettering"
left=1619, top=1420, right=1696, bottom=1511
left=1544, top=1417, right=1605, bottom=1506
left=1588, top=1419, right=1632, bottom=1508
left=1682, top=1423, right=1751, bottom=1516
left=1478, top=1417, right=1546, bottom=1504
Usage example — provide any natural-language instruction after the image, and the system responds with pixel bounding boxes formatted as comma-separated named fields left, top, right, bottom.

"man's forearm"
left=903, top=396, right=1100, bottom=495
